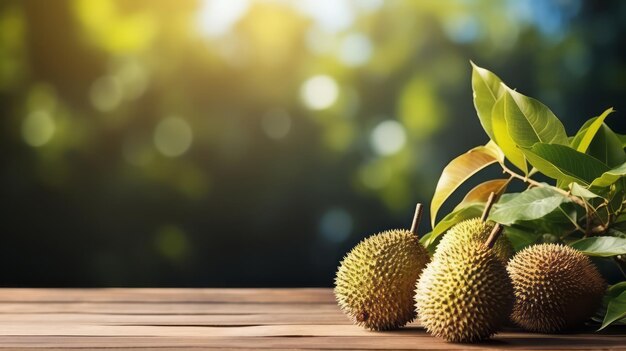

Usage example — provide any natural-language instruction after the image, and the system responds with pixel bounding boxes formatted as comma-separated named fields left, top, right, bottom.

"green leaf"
left=611, top=214, right=626, bottom=235
left=617, top=133, right=626, bottom=149
left=491, top=94, right=528, bottom=174
left=419, top=231, right=433, bottom=245
left=609, top=181, right=626, bottom=212
left=489, top=187, right=570, bottom=225
left=572, top=112, right=626, bottom=168
left=595, top=282, right=626, bottom=328
left=430, top=145, right=498, bottom=227
left=591, top=162, right=626, bottom=187
left=557, top=203, right=579, bottom=229
left=587, top=124, right=626, bottom=167
left=423, top=203, right=484, bottom=249
left=454, top=178, right=509, bottom=211
left=573, top=107, right=615, bottom=153
left=504, top=226, right=542, bottom=251
left=570, top=236, right=626, bottom=257
left=569, top=182, right=601, bottom=199
left=471, top=62, right=506, bottom=141
left=607, top=282, right=626, bottom=299
left=521, top=143, right=610, bottom=186
left=607, top=228, right=626, bottom=238
left=519, top=202, right=580, bottom=237
left=501, top=86, right=569, bottom=148
left=600, top=291, right=626, bottom=330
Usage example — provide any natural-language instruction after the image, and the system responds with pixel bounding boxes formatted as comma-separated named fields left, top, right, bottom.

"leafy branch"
left=499, top=162, right=609, bottom=236
left=424, top=62, right=626, bottom=330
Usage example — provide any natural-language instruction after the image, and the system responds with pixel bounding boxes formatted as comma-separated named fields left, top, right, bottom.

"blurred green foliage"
left=1, top=0, right=626, bottom=286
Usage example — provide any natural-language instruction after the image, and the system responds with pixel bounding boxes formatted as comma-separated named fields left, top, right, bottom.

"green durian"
left=415, top=224, right=512, bottom=343
left=435, top=218, right=513, bottom=263
left=334, top=205, right=430, bottom=330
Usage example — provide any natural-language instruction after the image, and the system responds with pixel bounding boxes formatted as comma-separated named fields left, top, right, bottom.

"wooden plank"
left=0, top=323, right=417, bottom=337
left=0, top=288, right=335, bottom=303
left=0, top=302, right=340, bottom=314
left=0, top=312, right=350, bottom=325
left=0, top=289, right=623, bottom=350
left=1, top=322, right=621, bottom=340
left=0, top=335, right=625, bottom=350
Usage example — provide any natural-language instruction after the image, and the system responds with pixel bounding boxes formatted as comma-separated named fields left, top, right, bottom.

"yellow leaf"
left=478, top=140, right=505, bottom=163
left=455, top=179, right=509, bottom=211
left=430, top=145, right=499, bottom=227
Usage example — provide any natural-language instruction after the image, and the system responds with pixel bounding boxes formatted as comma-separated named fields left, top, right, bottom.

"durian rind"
left=507, top=243, right=606, bottom=333
left=415, top=242, right=512, bottom=343
left=435, top=218, right=513, bottom=263
left=334, top=229, right=430, bottom=330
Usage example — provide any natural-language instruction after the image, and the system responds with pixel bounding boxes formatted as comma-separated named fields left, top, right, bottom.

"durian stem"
left=481, top=192, right=497, bottom=222
left=410, top=203, right=424, bottom=236
left=485, top=224, right=503, bottom=249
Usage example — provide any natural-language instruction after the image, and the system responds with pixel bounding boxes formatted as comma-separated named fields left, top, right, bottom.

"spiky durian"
left=334, top=228, right=430, bottom=330
left=507, top=243, right=606, bottom=333
left=415, top=229, right=512, bottom=343
left=435, top=218, right=513, bottom=263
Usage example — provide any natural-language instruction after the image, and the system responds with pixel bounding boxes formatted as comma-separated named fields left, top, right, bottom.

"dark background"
left=1, top=0, right=626, bottom=287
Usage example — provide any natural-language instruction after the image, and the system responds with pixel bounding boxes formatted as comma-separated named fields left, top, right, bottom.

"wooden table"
left=0, top=288, right=624, bottom=350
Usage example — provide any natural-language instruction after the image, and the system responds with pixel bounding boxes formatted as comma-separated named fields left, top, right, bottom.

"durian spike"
left=485, top=223, right=503, bottom=249
left=480, top=192, right=497, bottom=222
left=410, top=203, right=424, bottom=236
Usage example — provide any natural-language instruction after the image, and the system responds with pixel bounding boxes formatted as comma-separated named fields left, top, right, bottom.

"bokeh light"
left=114, top=59, right=149, bottom=101
left=369, top=120, right=407, bottom=156
left=198, top=0, right=250, bottom=38
left=295, top=0, right=354, bottom=33
left=300, top=75, right=339, bottom=110
left=359, top=162, right=392, bottom=190
left=338, top=33, right=373, bottom=67
left=22, top=110, right=55, bottom=147
left=122, top=137, right=155, bottom=166
left=1, top=0, right=624, bottom=287
left=90, top=76, right=123, bottom=112
left=155, top=225, right=189, bottom=263
left=261, top=109, right=291, bottom=140
left=153, top=117, right=193, bottom=157
left=319, top=207, right=353, bottom=243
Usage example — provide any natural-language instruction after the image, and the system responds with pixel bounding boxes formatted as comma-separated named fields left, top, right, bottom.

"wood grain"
left=0, top=288, right=623, bottom=350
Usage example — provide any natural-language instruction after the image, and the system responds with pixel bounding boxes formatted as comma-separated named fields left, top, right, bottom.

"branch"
left=500, top=164, right=586, bottom=207
left=500, top=163, right=608, bottom=235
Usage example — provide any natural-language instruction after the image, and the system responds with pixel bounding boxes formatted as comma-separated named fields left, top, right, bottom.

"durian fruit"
left=435, top=218, right=513, bottom=263
left=436, top=193, right=512, bottom=263
left=415, top=224, right=513, bottom=343
left=507, top=243, right=606, bottom=333
left=334, top=204, right=431, bottom=330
